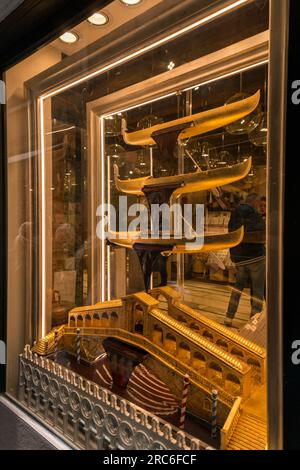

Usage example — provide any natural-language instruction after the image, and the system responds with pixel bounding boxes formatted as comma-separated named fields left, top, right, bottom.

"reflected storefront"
left=1, top=0, right=291, bottom=451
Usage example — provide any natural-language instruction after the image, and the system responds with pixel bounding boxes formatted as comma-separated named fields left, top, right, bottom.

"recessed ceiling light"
left=119, top=0, right=143, bottom=6
left=87, top=12, right=109, bottom=26
left=59, top=31, right=79, bottom=44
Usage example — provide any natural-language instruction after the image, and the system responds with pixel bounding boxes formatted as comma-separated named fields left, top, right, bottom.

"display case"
left=3, top=0, right=288, bottom=451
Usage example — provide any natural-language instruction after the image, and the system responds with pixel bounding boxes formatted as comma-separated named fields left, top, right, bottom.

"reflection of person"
left=13, top=222, right=35, bottom=343
left=54, top=223, right=75, bottom=254
left=225, top=193, right=266, bottom=327
left=53, top=222, right=76, bottom=274
left=260, top=196, right=266, bottom=221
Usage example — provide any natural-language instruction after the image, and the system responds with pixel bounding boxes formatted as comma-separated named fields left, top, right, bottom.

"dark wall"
left=0, top=71, right=7, bottom=392
left=0, top=0, right=112, bottom=72
left=283, top=0, right=300, bottom=450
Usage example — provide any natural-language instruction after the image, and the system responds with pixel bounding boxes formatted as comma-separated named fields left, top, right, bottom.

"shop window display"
left=6, top=0, right=271, bottom=450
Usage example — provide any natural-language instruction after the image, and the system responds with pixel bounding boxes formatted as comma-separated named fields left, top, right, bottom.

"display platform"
left=19, top=286, right=267, bottom=450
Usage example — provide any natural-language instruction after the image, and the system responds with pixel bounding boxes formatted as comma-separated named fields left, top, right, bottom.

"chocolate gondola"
left=121, top=90, right=260, bottom=147
left=108, top=225, right=244, bottom=253
left=114, top=158, right=252, bottom=197
left=108, top=227, right=244, bottom=291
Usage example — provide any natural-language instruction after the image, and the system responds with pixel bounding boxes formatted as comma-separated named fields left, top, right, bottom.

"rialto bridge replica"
left=19, top=286, right=267, bottom=451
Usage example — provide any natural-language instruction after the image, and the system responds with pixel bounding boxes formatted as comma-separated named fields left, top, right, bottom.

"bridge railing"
left=20, top=345, right=210, bottom=451
left=173, top=301, right=265, bottom=357
left=220, top=396, right=242, bottom=450
left=170, top=301, right=266, bottom=383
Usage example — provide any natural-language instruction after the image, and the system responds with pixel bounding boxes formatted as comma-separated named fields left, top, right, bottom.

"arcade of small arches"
left=150, top=290, right=264, bottom=379
left=173, top=315, right=261, bottom=369
left=151, top=324, right=243, bottom=396
left=69, top=310, right=121, bottom=329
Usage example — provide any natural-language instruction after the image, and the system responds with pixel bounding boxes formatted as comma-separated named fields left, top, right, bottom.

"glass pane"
left=183, top=64, right=268, bottom=333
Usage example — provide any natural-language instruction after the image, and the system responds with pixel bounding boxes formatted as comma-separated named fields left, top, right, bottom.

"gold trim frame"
left=22, top=0, right=289, bottom=450
left=267, top=0, right=289, bottom=451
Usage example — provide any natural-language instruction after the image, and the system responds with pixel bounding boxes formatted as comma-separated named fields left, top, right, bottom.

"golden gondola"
left=166, top=226, right=244, bottom=254
left=122, top=90, right=260, bottom=147
left=114, top=158, right=252, bottom=197
left=108, top=226, right=244, bottom=254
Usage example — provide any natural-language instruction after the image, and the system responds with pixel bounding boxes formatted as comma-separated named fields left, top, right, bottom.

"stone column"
left=26, top=384, right=32, bottom=408
left=84, top=425, right=91, bottom=449
left=73, top=416, right=79, bottom=443
left=62, top=411, right=68, bottom=436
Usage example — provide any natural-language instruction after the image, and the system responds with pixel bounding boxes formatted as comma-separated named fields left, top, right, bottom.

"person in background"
left=225, top=193, right=266, bottom=327
left=260, top=196, right=267, bottom=221
left=259, top=196, right=267, bottom=300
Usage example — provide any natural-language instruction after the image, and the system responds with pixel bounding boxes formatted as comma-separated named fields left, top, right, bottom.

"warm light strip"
left=107, top=244, right=111, bottom=301
left=100, top=117, right=106, bottom=301
left=39, top=0, right=256, bottom=326
left=41, top=0, right=249, bottom=100
left=107, top=155, right=111, bottom=301
left=40, top=98, right=47, bottom=337
left=46, top=125, right=75, bottom=135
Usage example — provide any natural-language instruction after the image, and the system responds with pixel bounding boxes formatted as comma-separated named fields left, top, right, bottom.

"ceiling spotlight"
left=59, top=31, right=79, bottom=44
left=87, top=12, right=109, bottom=26
left=119, top=0, right=143, bottom=5
left=168, top=60, right=176, bottom=71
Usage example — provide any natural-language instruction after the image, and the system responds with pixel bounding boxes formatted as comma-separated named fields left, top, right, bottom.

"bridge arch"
left=202, top=330, right=214, bottom=342
left=133, top=304, right=144, bottom=333
left=216, top=339, right=229, bottom=351
left=230, top=347, right=244, bottom=359
left=93, top=313, right=101, bottom=327
left=69, top=316, right=76, bottom=327
left=110, top=311, right=119, bottom=327
left=177, top=342, right=191, bottom=363
left=207, top=361, right=223, bottom=384
left=247, top=358, right=260, bottom=368
left=77, top=315, right=84, bottom=327
left=190, top=322, right=200, bottom=331
left=85, top=314, right=92, bottom=327
left=225, top=373, right=241, bottom=395
left=134, top=303, right=144, bottom=317
left=164, top=333, right=177, bottom=355
left=152, top=325, right=163, bottom=345
left=191, top=351, right=206, bottom=371
left=177, top=315, right=188, bottom=325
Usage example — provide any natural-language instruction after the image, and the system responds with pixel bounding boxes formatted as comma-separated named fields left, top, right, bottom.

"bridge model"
left=30, top=286, right=267, bottom=450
